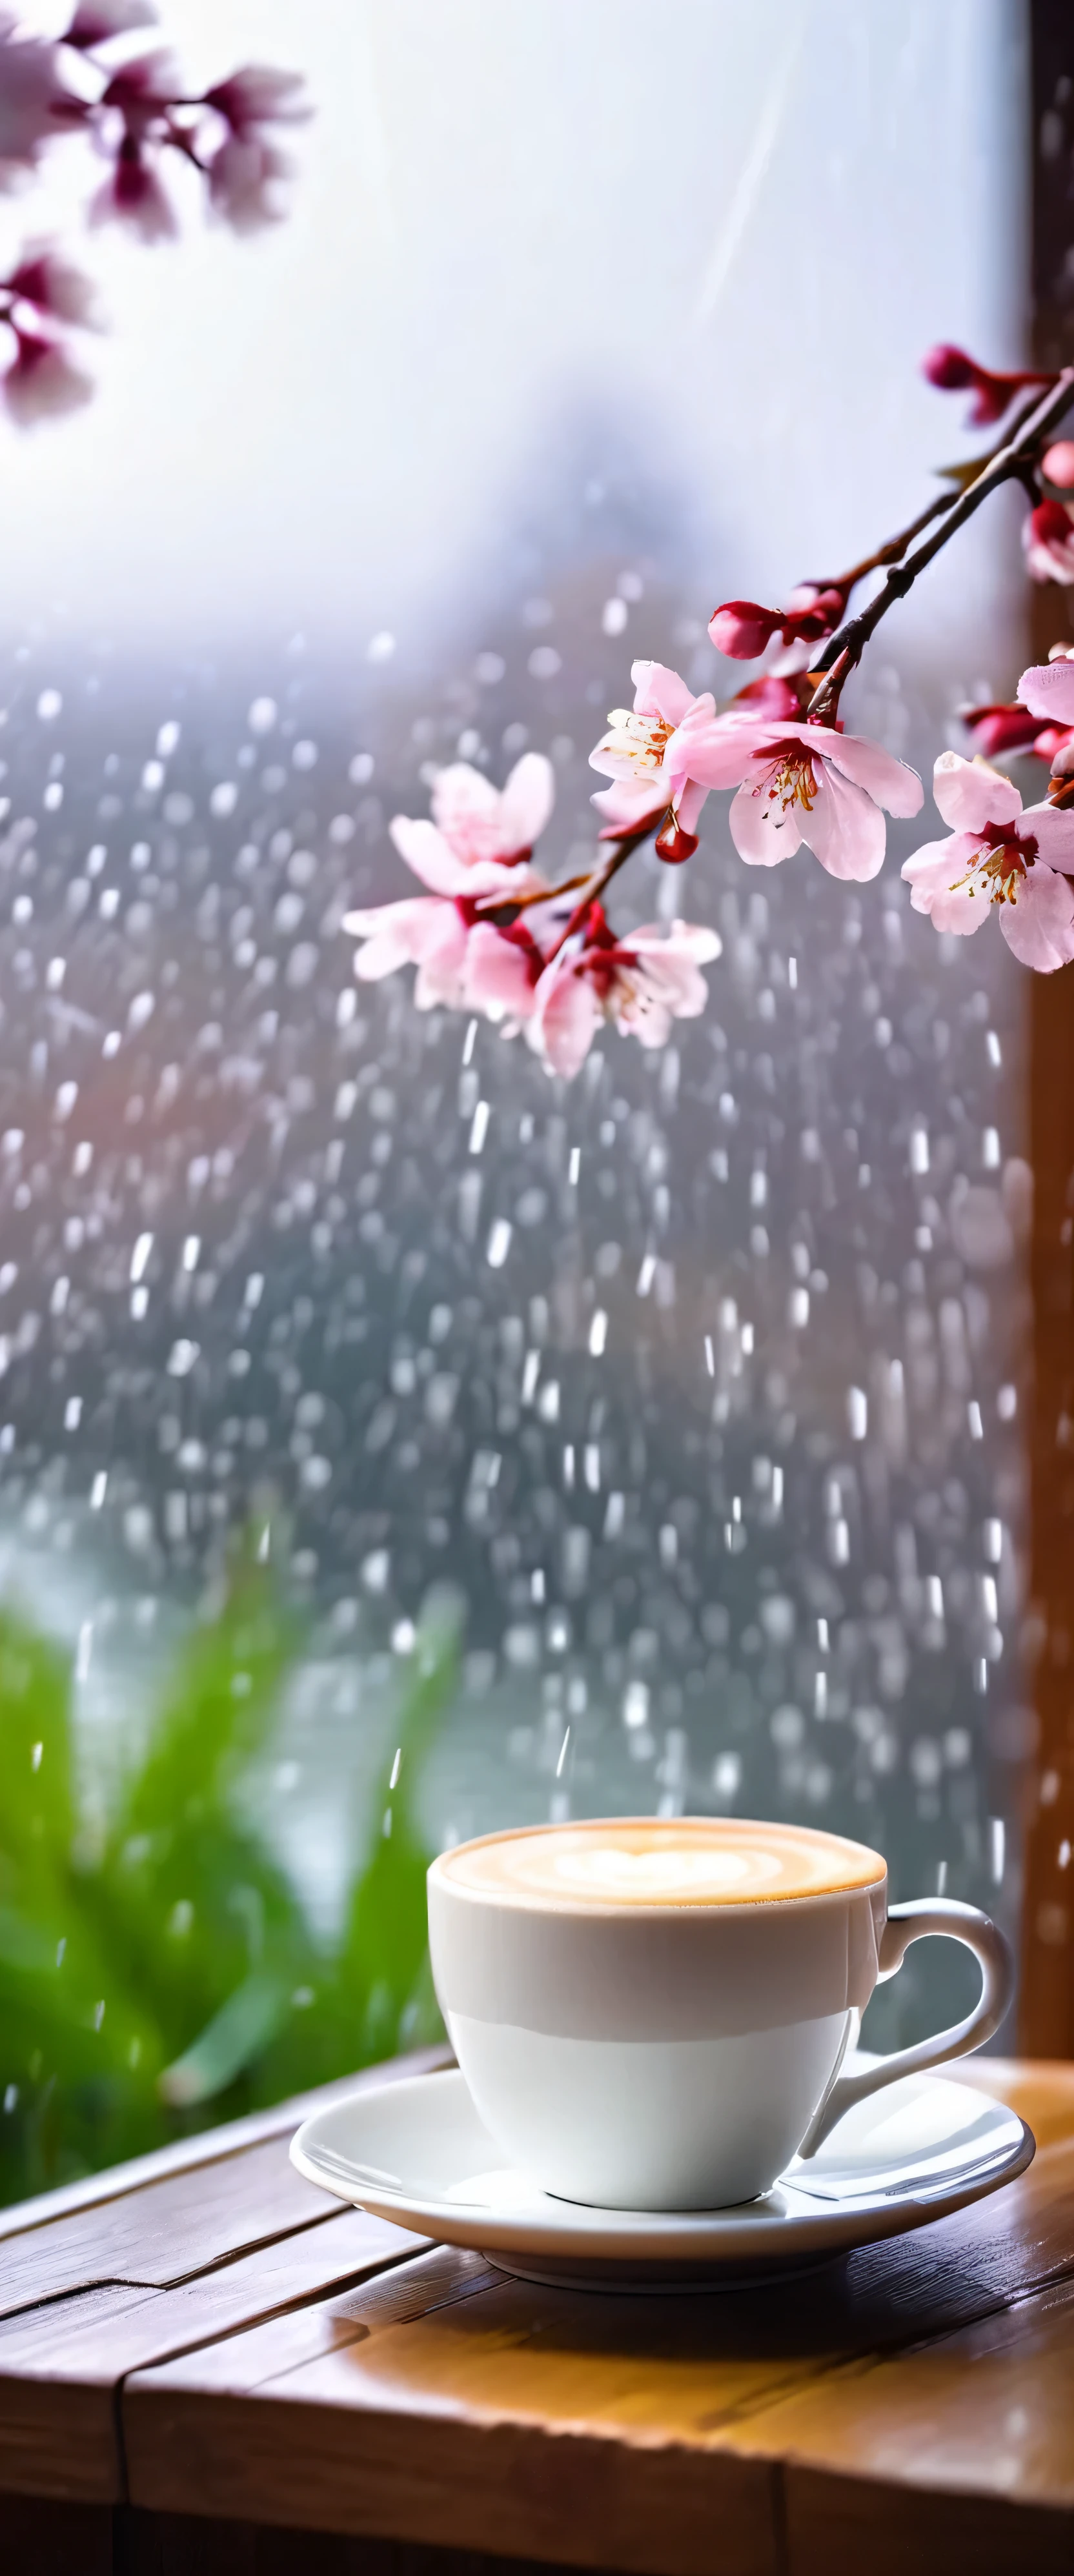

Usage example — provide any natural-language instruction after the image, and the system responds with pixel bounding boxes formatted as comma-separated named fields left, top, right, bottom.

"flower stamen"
left=948, top=829, right=1037, bottom=907
left=753, top=744, right=820, bottom=825
left=600, top=709, right=675, bottom=776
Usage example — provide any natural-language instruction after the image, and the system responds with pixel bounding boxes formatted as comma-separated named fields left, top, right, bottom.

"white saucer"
left=290, top=2057, right=1034, bottom=2291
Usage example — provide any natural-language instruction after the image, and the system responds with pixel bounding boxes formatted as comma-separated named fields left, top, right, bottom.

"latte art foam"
left=441, top=1818, right=885, bottom=1908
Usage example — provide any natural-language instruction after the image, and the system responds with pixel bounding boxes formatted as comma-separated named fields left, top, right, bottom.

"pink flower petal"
left=631, top=660, right=698, bottom=729
left=727, top=768, right=805, bottom=865
left=674, top=775, right=710, bottom=834
left=429, top=762, right=501, bottom=859
left=90, top=137, right=177, bottom=242
left=815, top=726, right=923, bottom=818
left=6, top=247, right=101, bottom=330
left=203, top=65, right=309, bottom=131
left=591, top=777, right=667, bottom=830
left=534, top=964, right=597, bottom=1078
left=802, top=760, right=886, bottom=881
left=344, top=896, right=444, bottom=978
left=632, top=921, right=722, bottom=966
left=497, top=751, right=554, bottom=853
left=426, top=756, right=554, bottom=868
left=619, top=993, right=674, bottom=1049
left=66, top=3, right=157, bottom=45
left=207, top=133, right=292, bottom=234
left=635, top=956, right=707, bottom=1020
left=463, top=923, right=539, bottom=1020
left=1018, top=658, right=1074, bottom=725
left=413, top=909, right=468, bottom=1008
left=665, top=706, right=759, bottom=792
left=1020, top=799, right=1074, bottom=869
left=3, top=331, right=92, bottom=425
left=931, top=749, right=1022, bottom=834
left=900, top=836, right=988, bottom=934
left=389, top=815, right=467, bottom=895
left=998, top=861, right=1074, bottom=970
left=0, top=31, right=83, bottom=177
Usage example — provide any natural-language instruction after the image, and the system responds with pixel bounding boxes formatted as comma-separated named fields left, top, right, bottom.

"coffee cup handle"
left=796, top=1897, right=1015, bottom=2159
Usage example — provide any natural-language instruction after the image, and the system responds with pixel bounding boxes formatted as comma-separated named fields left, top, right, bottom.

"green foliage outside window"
left=0, top=1525, right=454, bottom=2206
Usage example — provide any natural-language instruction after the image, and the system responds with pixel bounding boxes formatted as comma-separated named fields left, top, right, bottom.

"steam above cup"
left=427, top=1816, right=1013, bottom=2211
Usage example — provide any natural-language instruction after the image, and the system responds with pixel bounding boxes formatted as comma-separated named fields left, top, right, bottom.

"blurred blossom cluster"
left=344, top=747, right=723, bottom=1080
left=0, top=1, right=307, bottom=421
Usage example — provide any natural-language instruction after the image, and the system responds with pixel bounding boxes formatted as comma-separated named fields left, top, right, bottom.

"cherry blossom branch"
left=543, top=856, right=630, bottom=963
left=352, top=342, right=1074, bottom=1041
left=540, top=820, right=660, bottom=964
left=821, top=484, right=960, bottom=596
left=806, top=368, right=1074, bottom=718
left=476, top=869, right=593, bottom=916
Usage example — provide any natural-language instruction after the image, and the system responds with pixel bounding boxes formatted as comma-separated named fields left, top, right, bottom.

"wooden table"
left=2, top=2052, right=1073, bottom=2576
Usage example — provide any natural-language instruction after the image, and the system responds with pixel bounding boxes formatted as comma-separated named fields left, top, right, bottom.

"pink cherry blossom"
left=670, top=710, right=922, bottom=881
left=921, top=343, right=1050, bottom=427
left=343, top=895, right=544, bottom=1019
left=1023, top=499, right=1074, bottom=585
left=65, top=3, right=158, bottom=45
left=901, top=751, right=1074, bottom=971
left=589, top=660, right=725, bottom=861
left=203, top=63, right=307, bottom=230
left=203, top=66, right=309, bottom=132
left=0, top=22, right=83, bottom=182
left=5, top=243, right=100, bottom=329
left=421, top=750, right=553, bottom=872
left=528, top=905, right=722, bottom=1079
left=206, top=132, right=292, bottom=232
left=342, top=754, right=556, bottom=1023
left=3, top=327, right=92, bottom=424
left=90, top=132, right=176, bottom=239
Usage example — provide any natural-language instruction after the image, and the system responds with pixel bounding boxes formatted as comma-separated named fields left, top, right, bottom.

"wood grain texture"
left=2, top=2053, right=1074, bottom=2565
left=0, top=2207, right=421, bottom=2501
left=740, top=2271, right=1074, bottom=2509
left=123, top=2117, right=1074, bottom=2570
left=0, top=2132, right=338, bottom=2318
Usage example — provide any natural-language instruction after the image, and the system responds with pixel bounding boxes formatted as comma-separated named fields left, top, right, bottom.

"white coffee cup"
left=427, top=1816, right=1013, bottom=2209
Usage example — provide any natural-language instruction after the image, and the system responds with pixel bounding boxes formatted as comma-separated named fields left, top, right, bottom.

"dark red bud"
left=921, top=343, right=977, bottom=392
left=654, top=816, right=698, bottom=865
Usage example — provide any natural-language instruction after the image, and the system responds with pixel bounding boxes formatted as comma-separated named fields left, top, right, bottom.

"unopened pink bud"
left=709, top=601, right=780, bottom=659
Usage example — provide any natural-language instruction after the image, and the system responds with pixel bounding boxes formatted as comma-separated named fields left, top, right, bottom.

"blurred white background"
left=0, top=0, right=1028, bottom=663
